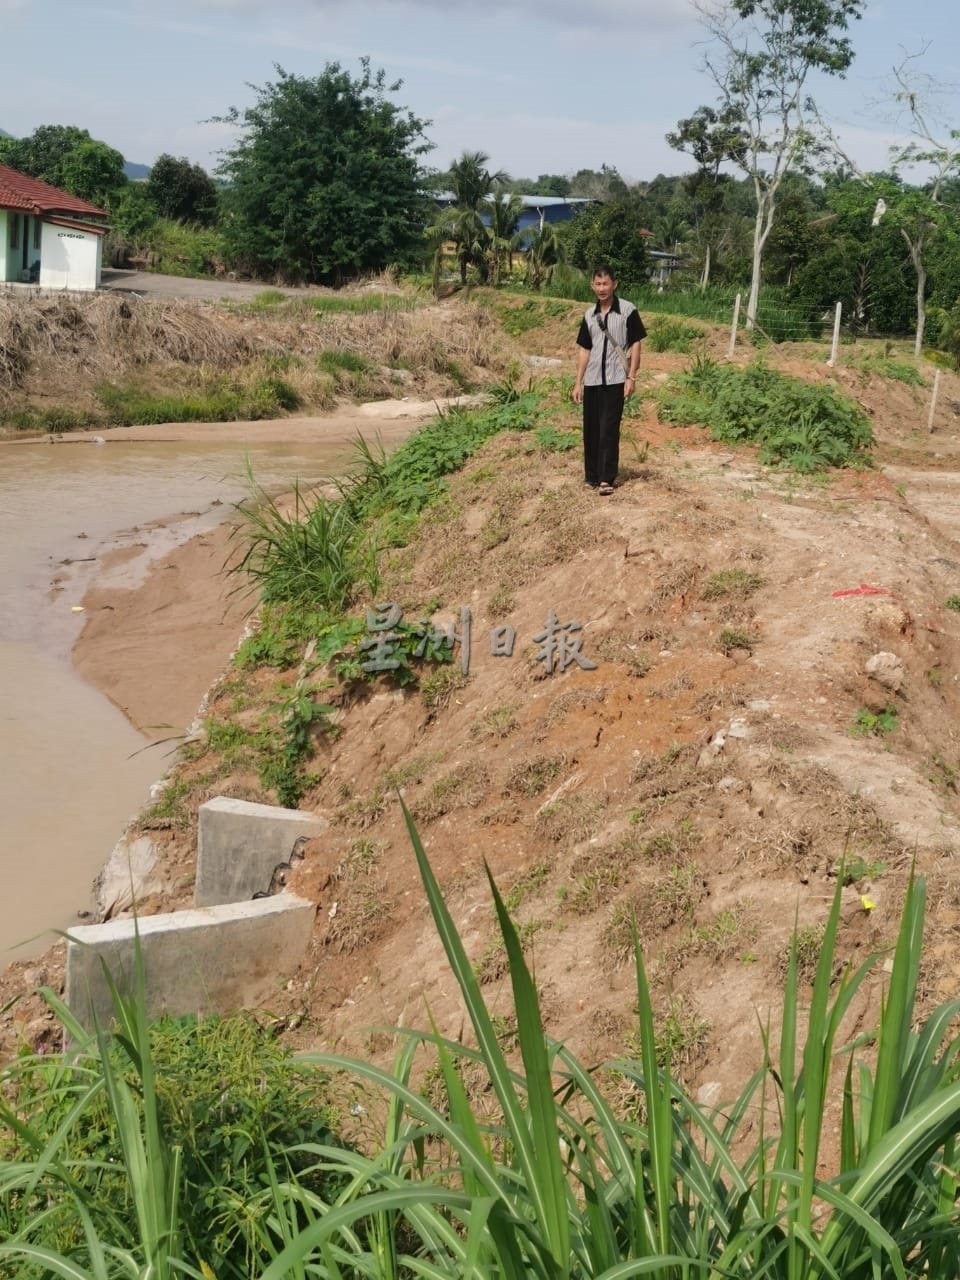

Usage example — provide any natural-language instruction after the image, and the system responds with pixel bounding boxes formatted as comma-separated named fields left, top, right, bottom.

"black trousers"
left=582, top=384, right=624, bottom=486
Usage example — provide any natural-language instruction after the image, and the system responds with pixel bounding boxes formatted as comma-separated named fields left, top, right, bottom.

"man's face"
left=591, top=272, right=616, bottom=305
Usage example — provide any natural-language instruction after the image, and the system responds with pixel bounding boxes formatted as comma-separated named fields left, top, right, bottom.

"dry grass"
left=648, top=561, right=702, bottom=611
left=0, top=293, right=253, bottom=391
left=0, top=291, right=512, bottom=414
left=503, top=753, right=568, bottom=798
left=411, top=761, right=490, bottom=822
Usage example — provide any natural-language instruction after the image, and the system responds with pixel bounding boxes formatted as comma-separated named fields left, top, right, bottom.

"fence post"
left=826, top=302, right=842, bottom=367
left=727, top=293, right=741, bottom=360
left=927, top=368, right=942, bottom=433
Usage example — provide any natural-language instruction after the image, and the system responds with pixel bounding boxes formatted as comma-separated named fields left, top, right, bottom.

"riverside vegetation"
left=3, top=288, right=960, bottom=1275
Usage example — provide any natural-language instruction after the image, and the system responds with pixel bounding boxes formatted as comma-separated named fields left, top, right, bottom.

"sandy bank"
left=69, top=401, right=444, bottom=733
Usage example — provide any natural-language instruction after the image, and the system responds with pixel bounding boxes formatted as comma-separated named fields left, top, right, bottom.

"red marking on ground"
left=831, top=583, right=891, bottom=599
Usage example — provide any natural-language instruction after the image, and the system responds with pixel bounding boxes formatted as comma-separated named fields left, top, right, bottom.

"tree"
left=0, top=124, right=127, bottom=207
left=215, top=60, right=431, bottom=285
left=525, top=222, right=565, bottom=290
left=434, top=150, right=506, bottom=284
left=486, top=187, right=523, bottom=285
left=565, top=195, right=649, bottom=285
left=884, top=55, right=960, bottom=355
left=667, top=104, right=747, bottom=289
left=445, top=150, right=505, bottom=211
left=568, top=164, right=628, bottom=200
left=675, top=0, right=864, bottom=326
left=147, top=154, right=219, bottom=225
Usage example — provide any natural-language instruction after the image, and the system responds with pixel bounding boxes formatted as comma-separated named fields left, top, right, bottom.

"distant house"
left=0, top=164, right=109, bottom=291
left=511, top=195, right=598, bottom=233
left=434, top=191, right=599, bottom=233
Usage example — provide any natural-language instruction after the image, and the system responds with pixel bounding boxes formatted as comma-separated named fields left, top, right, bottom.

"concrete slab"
left=65, top=895, right=316, bottom=1033
left=196, top=796, right=327, bottom=907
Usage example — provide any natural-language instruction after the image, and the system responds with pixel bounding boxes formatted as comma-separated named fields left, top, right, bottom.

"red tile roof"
left=0, top=164, right=108, bottom=219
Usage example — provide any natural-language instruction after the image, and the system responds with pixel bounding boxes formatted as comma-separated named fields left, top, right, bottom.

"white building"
left=0, top=163, right=109, bottom=291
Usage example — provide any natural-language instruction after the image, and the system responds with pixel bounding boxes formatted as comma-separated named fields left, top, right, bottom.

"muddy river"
left=0, top=435, right=350, bottom=960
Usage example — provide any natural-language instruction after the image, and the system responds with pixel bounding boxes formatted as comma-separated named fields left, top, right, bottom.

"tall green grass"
left=2, top=819, right=959, bottom=1278
left=229, top=465, right=378, bottom=611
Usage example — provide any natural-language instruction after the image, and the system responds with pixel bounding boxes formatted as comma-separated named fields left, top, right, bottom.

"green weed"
left=658, top=358, right=873, bottom=471
left=851, top=705, right=898, bottom=737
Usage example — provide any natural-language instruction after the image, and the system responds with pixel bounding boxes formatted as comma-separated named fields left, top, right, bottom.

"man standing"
left=572, top=264, right=646, bottom=495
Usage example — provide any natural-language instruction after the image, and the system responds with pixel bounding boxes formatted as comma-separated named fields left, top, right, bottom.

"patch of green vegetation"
left=5, top=404, right=100, bottom=433
left=94, top=375, right=300, bottom=426
left=471, top=701, right=520, bottom=740
left=534, top=425, right=580, bottom=453
left=838, top=857, right=887, bottom=885
left=412, top=762, right=489, bottom=822
left=718, top=626, right=759, bottom=655
left=567, top=865, right=621, bottom=916
left=139, top=773, right=217, bottom=831
left=946, top=595, right=960, bottom=612
left=307, top=292, right=419, bottom=315
left=845, top=352, right=925, bottom=387
left=781, top=922, right=826, bottom=984
left=381, top=754, right=439, bottom=792
left=702, top=568, right=764, bottom=600
left=927, top=751, right=958, bottom=794
left=534, top=791, right=606, bottom=844
left=851, top=705, right=898, bottom=737
left=504, top=753, right=567, bottom=798
left=0, top=1008, right=342, bottom=1275
left=653, top=863, right=704, bottom=925
left=420, top=664, right=468, bottom=715
left=650, top=997, right=710, bottom=1077
left=658, top=357, right=873, bottom=471
left=473, top=918, right=544, bottom=984
left=504, top=860, right=552, bottom=912
left=317, top=349, right=371, bottom=377
left=644, top=315, right=705, bottom=353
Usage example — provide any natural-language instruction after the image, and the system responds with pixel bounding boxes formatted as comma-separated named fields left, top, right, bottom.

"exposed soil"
left=4, top=298, right=960, bottom=1130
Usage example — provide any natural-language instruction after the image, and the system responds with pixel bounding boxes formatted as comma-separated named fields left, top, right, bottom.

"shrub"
left=658, top=357, right=873, bottom=471
left=644, top=315, right=705, bottom=353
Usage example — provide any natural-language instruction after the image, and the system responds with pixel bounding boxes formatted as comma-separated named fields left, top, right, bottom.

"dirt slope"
left=4, top=326, right=960, bottom=1124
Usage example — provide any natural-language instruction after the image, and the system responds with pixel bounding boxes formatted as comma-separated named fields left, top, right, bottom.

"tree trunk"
left=700, top=243, right=712, bottom=292
left=915, top=262, right=926, bottom=358
left=746, top=215, right=763, bottom=330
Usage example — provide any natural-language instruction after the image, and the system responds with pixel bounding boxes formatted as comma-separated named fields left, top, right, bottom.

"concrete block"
left=196, top=796, right=327, bottom=907
left=65, top=895, right=316, bottom=1034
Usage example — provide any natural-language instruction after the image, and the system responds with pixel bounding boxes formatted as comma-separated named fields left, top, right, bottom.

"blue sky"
left=2, top=0, right=958, bottom=183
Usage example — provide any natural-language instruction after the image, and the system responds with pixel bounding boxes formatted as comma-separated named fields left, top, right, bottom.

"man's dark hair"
left=591, top=262, right=617, bottom=281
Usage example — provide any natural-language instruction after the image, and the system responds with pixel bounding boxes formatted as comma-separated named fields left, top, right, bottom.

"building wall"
left=39, top=222, right=101, bottom=291
left=1, top=211, right=42, bottom=281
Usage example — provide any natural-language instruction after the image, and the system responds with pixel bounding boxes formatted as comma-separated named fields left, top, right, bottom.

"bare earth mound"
left=3, top=327, right=960, bottom=1129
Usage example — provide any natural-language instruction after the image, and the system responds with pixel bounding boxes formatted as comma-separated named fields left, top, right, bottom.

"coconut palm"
left=486, top=187, right=523, bottom=285
left=525, top=221, right=565, bottom=290
left=446, top=149, right=506, bottom=212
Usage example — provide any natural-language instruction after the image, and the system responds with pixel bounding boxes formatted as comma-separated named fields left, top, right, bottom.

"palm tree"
left=447, top=150, right=506, bottom=212
left=435, top=150, right=510, bottom=286
left=525, top=221, right=565, bottom=291
left=486, top=187, right=523, bottom=285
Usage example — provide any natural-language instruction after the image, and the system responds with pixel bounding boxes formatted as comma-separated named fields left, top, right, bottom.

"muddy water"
left=0, top=436, right=350, bottom=960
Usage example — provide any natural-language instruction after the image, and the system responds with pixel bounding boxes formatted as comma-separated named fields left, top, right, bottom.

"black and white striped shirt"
left=576, top=296, right=646, bottom=387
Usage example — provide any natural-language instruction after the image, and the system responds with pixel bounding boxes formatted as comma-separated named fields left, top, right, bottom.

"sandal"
left=598, top=482, right=614, bottom=496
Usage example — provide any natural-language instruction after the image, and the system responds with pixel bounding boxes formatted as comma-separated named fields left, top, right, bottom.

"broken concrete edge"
left=195, top=795, right=328, bottom=908
left=64, top=893, right=316, bottom=1036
